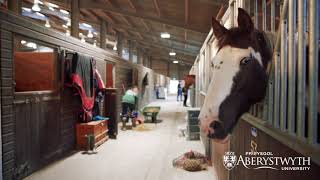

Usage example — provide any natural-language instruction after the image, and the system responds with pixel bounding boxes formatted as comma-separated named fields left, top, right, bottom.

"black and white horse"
left=199, top=8, right=272, bottom=143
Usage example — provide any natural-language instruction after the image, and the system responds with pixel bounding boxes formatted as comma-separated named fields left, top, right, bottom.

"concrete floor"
left=25, top=95, right=217, bottom=180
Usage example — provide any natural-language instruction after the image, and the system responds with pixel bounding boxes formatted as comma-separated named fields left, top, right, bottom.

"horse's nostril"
left=210, top=121, right=220, bottom=129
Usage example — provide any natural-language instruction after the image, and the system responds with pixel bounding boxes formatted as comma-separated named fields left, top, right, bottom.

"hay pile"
left=133, top=124, right=153, bottom=131
left=172, top=151, right=209, bottom=172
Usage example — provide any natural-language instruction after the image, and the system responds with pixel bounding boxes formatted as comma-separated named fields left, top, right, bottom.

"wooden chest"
left=76, top=120, right=108, bottom=150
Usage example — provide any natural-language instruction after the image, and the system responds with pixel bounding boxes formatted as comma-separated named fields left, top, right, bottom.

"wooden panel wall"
left=0, top=9, right=166, bottom=180
left=0, top=24, right=15, bottom=180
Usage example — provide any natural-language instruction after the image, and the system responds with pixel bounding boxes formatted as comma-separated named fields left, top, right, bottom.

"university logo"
left=222, top=151, right=311, bottom=171
left=223, top=151, right=237, bottom=170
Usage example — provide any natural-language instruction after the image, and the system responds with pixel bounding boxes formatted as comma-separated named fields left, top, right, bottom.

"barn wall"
left=150, top=59, right=169, bottom=76
left=115, top=61, right=156, bottom=123
left=0, top=9, right=166, bottom=180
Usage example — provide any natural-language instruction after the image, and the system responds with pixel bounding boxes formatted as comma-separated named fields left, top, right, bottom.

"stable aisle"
left=25, top=95, right=217, bottom=180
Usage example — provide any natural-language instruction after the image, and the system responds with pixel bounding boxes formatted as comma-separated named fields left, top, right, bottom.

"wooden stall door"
left=14, top=92, right=61, bottom=176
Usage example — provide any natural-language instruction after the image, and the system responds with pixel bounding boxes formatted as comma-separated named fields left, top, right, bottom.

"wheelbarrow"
left=141, top=106, right=161, bottom=123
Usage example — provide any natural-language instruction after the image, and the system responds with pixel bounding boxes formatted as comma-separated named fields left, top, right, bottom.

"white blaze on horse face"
left=199, top=45, right=262, bottom=135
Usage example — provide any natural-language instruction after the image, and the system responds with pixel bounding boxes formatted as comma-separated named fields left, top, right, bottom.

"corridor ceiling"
left=22, top=0, right=228, bottom=65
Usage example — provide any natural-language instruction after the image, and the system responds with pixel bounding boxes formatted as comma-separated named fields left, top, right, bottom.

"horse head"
left=199, top=8, right=272, bottom=143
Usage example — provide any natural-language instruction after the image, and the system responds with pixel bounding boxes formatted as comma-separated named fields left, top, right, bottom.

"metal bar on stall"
left=229, top=0, right=235, bottom=27
left=262, top=0, right=267, bottom=31
left=287, top=0, right=297, bottom=134
left=308, top=0, right=319, bottom=144
left=280, top=19, right=288, bottom=131
left=296, top=0, right=306, bottom=139
left=271, top=0, right=276, bottom=32
left=254, top=0, right=258, bottom=29
left=273, top=52, right=280, bottom=128
left=268, top=65, right=274, bottom=124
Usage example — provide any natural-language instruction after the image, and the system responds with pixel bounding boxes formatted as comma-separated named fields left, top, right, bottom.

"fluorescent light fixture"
left=60, top=9, right=69, bottom=15
left=22, top=7, right=32, bottom=12
left=48, top=6, right=55, bottom=11
left=38, top=0, right=43, bottom=5
left=45, top=20, right=51, bottom=28
left=26, top=42, right=37, bottom=49
left=87, top=30, right=93, bottom=38
left=62, top=16, right=69, bottom=21
left=20, top=40, right=27, bottom=44
left=169, top=51, right=176, bottom=56
left=47, top=2, right=59, bottom=8
left=66, top=30, right=70, bottom=36
left=160, top=32, right=170, bottom=39
left=82, top=23, right=92, bottom=28
left=173, top=60, right=179, bottom=64
left=32, top=3, right=41, bottom=12
left=35, top=12, right=45, bottom=17
left=113, top=45, right=117, bottom=51
left=66, top=19, right=71, bottom=26
left=62, top=24, right=68, bottom=29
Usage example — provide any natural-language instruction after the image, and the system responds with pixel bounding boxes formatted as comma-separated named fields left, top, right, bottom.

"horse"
left=199, top=8, right=273, bottom=143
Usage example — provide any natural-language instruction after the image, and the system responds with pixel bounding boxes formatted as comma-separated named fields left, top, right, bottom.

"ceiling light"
left=66, top=30, right=70, bottom=36
left=62, top=16, right=69, bottom=21
left=32, top=2, right=41, bottom=12
left=66, top=19, right=71, bottom=26
left=22, top=7, right=32, bottom=12
left=26, top=42, right=37, bottom=49
left=87, top=30, right=93, bottom=38
left=160, top=32, right=170, bottom=39
left=48, top=6, right=55, bottom=11
left=60, top=9, right=69, bottom=15
left=20, top=40, right=27, bottom=44
left=35, top=12, right=45, bottom=17
left=173, top=60, right=179, bottom=64
left=47, top=2, right=59, bottom=8
left=82, top=23, right=92, bottom=28
left=62, top=24, right=68, bottom=29
left=45, top=20, right=51, bottom=28
left=113, top=45, right=117, bottom=51
left=169, top=51, right=176, bottom=56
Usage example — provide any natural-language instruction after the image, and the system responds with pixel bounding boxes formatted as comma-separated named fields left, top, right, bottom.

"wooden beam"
left=8, top=0, right=21, bottom=14
left=140, top=19, right=151, bottom=32
left=78, top=0, right=207, bottom=33
left=120, top=15, right=131, bottom=26
left=127, top=0, right=137, bottom=12
left=71, top=0, right=80, bottom=38
left=100, top=21, right=107, bottom=49
left=153, top=0, right=161, bottom=17
left=184, top=0, right=189, bottom=25
left=184, top=30, right=187, bottom=49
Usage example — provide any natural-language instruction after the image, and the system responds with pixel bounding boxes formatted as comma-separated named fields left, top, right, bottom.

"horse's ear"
left=237, top=8, right=254, bottom=32
left=212, top=17, right=227, bottom=39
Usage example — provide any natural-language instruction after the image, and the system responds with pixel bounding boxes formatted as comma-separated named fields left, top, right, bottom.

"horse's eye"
left=240, top=57, right=251, bottom=65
